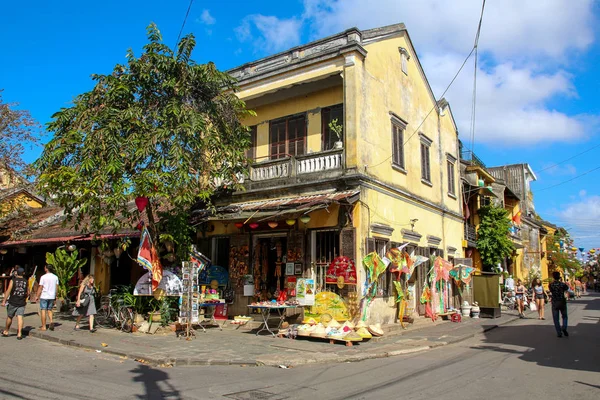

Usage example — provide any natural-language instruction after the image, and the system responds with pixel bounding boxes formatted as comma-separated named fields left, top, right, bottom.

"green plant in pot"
left=328, top=119, right=343, bottom=149
left=45, top=248, right=86, bottom=312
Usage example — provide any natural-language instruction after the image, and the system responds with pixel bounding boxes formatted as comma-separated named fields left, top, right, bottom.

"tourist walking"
left=1, top=266, right=28, bottom=340
left=36, top=265, right=59, bottom=331
left=531, top=278, right=545, bottom=320
left=72, top=275, right=97, bottom=332
left=515, top=279, right=526, bottom=318
left=549, top=271, right=569, bottom=338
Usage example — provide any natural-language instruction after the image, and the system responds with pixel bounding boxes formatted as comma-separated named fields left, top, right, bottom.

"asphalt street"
left=0, top=294, right=597, bottom=400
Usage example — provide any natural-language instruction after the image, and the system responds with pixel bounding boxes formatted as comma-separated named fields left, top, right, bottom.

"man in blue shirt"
left=549, top=271, right=569, bottom=338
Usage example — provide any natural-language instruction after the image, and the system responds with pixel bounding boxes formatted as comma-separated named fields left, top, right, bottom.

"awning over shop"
left=0, top=232, right=140, bottom=247
left=202, top=189, right=360, bottom=222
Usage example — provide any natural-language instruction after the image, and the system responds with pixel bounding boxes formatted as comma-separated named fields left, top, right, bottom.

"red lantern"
left=249, top=223, right=259, bottom=229
left=235, top=222, right=244, bottom=229
left=135, top=197, right=149, bottom=212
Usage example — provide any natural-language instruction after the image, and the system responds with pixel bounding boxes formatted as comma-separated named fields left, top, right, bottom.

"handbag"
left=529, top=302, right=537, bottom=311
left=79, top=294, right=90, bottom=308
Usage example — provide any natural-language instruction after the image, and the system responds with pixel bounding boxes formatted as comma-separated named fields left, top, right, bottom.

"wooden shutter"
left=339, top=228, right=356, bottom=260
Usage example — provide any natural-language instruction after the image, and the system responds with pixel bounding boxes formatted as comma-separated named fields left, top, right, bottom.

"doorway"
left=253, top=234, right=287, bottom=300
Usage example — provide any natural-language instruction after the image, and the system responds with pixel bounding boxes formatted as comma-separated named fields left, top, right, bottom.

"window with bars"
left=391, top=118, right=407, bottom=170
left=322, top=104, right=343, bottom=151
left=375, top=238, right=392, bottom=297
left=269, top=114, right=306, bottom=159
left=447, top=157, right=456, bottom=196
left=245, top=125, right=257, bottom=160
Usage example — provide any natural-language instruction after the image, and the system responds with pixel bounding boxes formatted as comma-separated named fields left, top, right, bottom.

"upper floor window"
left=322, top=104, right=343, bottom=151
left=391, top=114, right=407, bottom=171
left=270, top=114, right=306, bottom=160
left=420, top=133, right=432, bottom=184
left=399, top=47, right=410, bottom=75
left=447, top=154, right=456, bottom=196
left=245, top=125, right=257, bottom=160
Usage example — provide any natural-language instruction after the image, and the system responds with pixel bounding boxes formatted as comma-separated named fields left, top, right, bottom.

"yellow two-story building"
left=196, top=23, right=464, bottom=323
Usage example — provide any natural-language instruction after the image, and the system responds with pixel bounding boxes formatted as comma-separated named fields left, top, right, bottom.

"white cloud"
left=197, top=9, right=216, bottom=26
left=235, top=15, right=302, bottom=53
left=539, top=163, right=577, bottom=176
left=299, top=0, right=597, bottom=145
left=551, top=196, right=600, bottom=248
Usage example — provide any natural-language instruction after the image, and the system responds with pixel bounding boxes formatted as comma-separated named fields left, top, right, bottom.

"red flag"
left=512, top=211, right=522, bottom=225
left=137, top=228, right=163, bottom=291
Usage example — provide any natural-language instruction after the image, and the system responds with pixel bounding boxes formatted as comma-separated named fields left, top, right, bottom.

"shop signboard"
left=296, top=278, right=315, bottom=306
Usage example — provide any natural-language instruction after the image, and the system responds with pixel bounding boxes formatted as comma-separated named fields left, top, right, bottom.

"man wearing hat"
left=1, top=266, right=28, bottom=340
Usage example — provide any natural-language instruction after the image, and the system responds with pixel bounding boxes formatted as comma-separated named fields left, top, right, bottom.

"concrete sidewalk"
left=0, top=302, right=531, bottom=367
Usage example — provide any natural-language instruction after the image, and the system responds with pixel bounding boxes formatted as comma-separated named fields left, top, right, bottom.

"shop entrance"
left=253, top=234, right=287, bottom=300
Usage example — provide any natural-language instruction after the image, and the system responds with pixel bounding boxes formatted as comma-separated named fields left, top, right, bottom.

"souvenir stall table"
left=247, top=303, right=298, bottom=336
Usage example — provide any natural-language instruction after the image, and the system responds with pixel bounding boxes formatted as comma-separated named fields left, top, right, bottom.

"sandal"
left=1, top=331, right=8, bottom=337
left=73, top=326, right=81, bottom=331
left=17, top=336, right=22, bottom=340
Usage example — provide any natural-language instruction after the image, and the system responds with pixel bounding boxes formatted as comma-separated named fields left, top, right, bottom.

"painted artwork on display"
left=295, top=278, right=315, bottom=306
left=325, top=256, right=357, bottom=285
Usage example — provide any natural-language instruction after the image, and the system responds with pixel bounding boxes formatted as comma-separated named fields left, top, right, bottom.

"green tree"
left=476, top=205, right=515, bottom=271
left=547, top=230, right=581, bottom=278
left=35, top=24, right=254, bottom=255
left=46, top=248, right=87, bottom=300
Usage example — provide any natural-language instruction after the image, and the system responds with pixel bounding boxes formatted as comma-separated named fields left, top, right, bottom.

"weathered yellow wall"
left=348, top=35, right=461, bottom=218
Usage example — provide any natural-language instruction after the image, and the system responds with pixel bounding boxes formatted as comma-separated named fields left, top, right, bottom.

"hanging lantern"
left=571, top=247, right=578, bottom=252
left=135, top=196, right=149, bottom=212
left=249, top=223, right=259, bottom=229
left=590, top=249, right=596, bottom=254
left=268, top=221, right=279, bottom=229
left=286, top=219, right=296, bottom=226
left=235, top=222, right=244, bottom=229
left=299, top=215, right=311, bottom=224
left=66, top=244, right=77, bottom=252
left=0, top=248, right=7, bottom=255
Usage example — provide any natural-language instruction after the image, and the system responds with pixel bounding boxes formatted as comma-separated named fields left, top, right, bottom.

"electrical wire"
left=469, top=0, right=486, bottom=153
left=537, top=142, right=600, bottom=173
left=368, top=0, right=486, bottom=170
left=536, top=164, right=600, bottom=191
left=176, top=0, right=195, bottom=46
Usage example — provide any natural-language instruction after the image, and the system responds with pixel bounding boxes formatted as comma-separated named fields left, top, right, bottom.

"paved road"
left=0, top=295, right=597, bottom=400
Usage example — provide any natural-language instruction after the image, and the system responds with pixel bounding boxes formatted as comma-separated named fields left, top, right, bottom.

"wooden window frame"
left=391, top=114, right=407, bottom=172
left=419, top=133, right=432, bottom=184
left=321, top=104, right=343, bottom=151
left=269, top=114, right=307, bottom=160
left=446, top=154, right=456, bottom=197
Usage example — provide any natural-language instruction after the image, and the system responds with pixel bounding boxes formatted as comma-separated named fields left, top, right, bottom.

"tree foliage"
left=35, top=24, right=254, bottom=253
left=46, top=248, right=87, bottom=300
left=476, top=205, right=515, bottom=271
left=0, top=90, right=40, bottom=178
left=547, top=230, right=581, bottom=278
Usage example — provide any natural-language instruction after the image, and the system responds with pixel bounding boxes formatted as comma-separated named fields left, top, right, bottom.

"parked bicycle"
left=95, top=289, right=134, bottom=333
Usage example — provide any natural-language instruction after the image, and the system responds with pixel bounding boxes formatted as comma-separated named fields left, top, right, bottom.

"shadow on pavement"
left=471, top=296, right=599, bottom=374
left=131, top=364, right=181, bottom=400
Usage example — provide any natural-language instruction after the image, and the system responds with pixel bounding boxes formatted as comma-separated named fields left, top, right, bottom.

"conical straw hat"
left=368, top=323, right=384, bottom=337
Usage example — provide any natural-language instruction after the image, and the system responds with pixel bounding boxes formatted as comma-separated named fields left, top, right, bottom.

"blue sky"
left=1, top=0, right=600, bottom=253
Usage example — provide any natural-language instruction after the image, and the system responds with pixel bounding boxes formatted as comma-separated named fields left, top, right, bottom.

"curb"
left=8, top=311, right=527, bottom=368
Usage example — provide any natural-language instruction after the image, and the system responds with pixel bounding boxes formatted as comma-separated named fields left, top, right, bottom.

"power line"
left=538, top=142, right=600, bottom=173
left=176, top=0, right=195, bottom=47
left=469, top=0, right=486, bottom=153
left=368, top=0, right=486, bottom=170
left=537, top=164, right=600, bottom=191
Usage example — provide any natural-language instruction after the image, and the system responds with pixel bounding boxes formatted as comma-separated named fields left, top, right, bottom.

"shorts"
left=515, top=294, right=524, bottom=300
left=7, top=304, right=25, bottom=318
left=40, top=298, right=55, bottom=310
left=535, top=294, right=545, bottom=300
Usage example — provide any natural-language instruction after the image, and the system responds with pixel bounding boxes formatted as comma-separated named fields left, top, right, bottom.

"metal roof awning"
left=0, top=232, right=140, bottom=247
left=205, top=189, right=360, bottom=222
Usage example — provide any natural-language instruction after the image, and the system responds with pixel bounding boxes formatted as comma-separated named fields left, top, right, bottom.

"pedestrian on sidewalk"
left=1, top=266, right=29, bottom=340
left=36, top=265, right=59, bottom=331
left=515, top=279, right=526, bottom=318
left=72, top=275, right=97, bottom=333
left=531, top=278, right=545, bottom=320
left=549, top=271, right=569, bottom=338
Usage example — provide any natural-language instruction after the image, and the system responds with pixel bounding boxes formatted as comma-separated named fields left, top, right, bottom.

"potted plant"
left=46, top=248, right=87, bottom=312
left=328, top=119, right=343, bottom=149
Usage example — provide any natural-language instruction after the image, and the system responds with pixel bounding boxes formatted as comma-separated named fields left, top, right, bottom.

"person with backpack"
left=549, top=271, right=570, bottom=338
left=1, top=266, right=29, bottom=340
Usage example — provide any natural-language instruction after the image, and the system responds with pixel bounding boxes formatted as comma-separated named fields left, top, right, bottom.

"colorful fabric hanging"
left=449, top=265, right=475, bottom=285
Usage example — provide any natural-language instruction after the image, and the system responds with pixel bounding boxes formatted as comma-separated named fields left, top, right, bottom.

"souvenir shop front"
left=193, top=191, right=361, bottom=321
